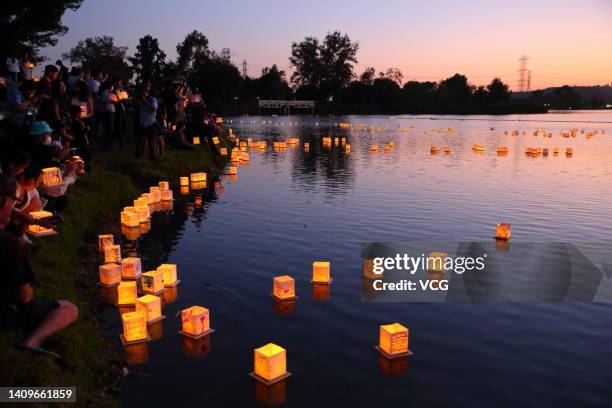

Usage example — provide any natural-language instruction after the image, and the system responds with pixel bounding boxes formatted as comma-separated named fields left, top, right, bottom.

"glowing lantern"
left=121, top=311, right=149, bottom=344
left=161, top=189, right=173, bottom=201
left=140, top=193, right=151, bottom=205
left=427, top=252, right=448, bottom=272
left=117, top=281, right=137, bottom=306
left=27, top=211, right=56, bottom=236
left=104, top=244, right=121, bottom=264
left=149, top=187, right=161, bottom=203
left=117, top=91, right=129, bottom=100
left=430, top=145, right=440, bottom=154
left=542, top=148, right=549, bottom=156
left=251, top=343, right=291, bottom=384
left=311, top=261, right=332, bottom=284
left=121, top=209, right=140, bottom=228
left=180, top=185, right=189, bottom=195
left=135, top=205, right=150, bottom=223
left=345, top=144, right=351, bottom=153
left=220, top=148, right=228, bottom=156
left=553, top=148, right=559, bottom=155
left=495, top=223, right=512, bottom=240
left=42, top=167, right=63, bottom=187
left=566, top=148, right=573, bottom=156
left=191, top=181, right=206, bottom=190
left=496, top=146, right=508, bottom=154
left=190, top=172, right=206, bottom=183
left=377, top=322, right=411, bottom=358
left=134, top=197, right=147, bottom=208
left=158, top=181, right=169, bottom=191
left=158, top=264, right=179, bottom=287
left=370, top=144, right=379, bottom=152
left=240, top=152, right=250, bottom=161
left=98, top=234, right=114, bottom=252
left=142, top=270, right=165, bottom=295
left=180, top=306, right=213, bottom=338
left=98, top=263, right=121, bottom=287
left=193, top=136, right=201, bottom=145
left=180, top=176, right=189, bottom=186
left=273, top=275, right=296, bottom=301
left=229, top=128, right=233, bottom=137
left=472, top=144, right=484, bottom=152
left=121, top=257, right=142, bottom=279
left=228, top=166, right=237, bottom=175
left=212, top=136, right=220, bottom=145
left=136, top=294, right=163, bottom=324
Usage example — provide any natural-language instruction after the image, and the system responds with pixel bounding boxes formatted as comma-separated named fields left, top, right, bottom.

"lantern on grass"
left=311, top=261, right=332, bottom=284
left=427, top=252, right=448, bottom=272
left=142, top=270, right=165, bottom=295
left=158, top=264, right=179, bottom=287
left=120, top=311, right=150, bottom=344
left=161, top=189, right=173, bottom=201
left=98, top=234, right=114, bottom=252
left=149, top=187, right=161, bottom=203
left=193, top=136, right=201, bottom=145
left=27, top=211, right=56, bottom=236
left=136, top=294, right=164, bottom=324
left=117, top=281, right=137, bottom=306
left=121, top=257, right=142, bottom=279
left=495, top=223, right=512, bottom=240
left=212, top=136, right=220, bottom=145
left=159, top=181, right=169, bottom=191
left=190, top=172, right=206, bottom=183
left=98, top=263, right=121, bottom=287
left=272, top=275, right=296, bottom=301
left=377, top=322, right=412, bottom=358
left=180, top=176, right=189, bottom=186
left=104, top=244, right=121, bottom=264
left=180, top=306, right=213, bottom=338
left=251, top=343, right=291, bottom=384
left=42, top=167, right=63, bottom=187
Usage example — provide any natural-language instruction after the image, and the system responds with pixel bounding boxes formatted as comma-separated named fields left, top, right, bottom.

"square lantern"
left=121, top=311, right=149, bottom=344
left=117, top=281, right=137, bottom=306
left=251, top=343, right=291, bottom=384
left=180, top=185, right=189, bottom=195
left=180, top=306, right=213, bottom=338
left=220, top=147, right=228, bottom=156
left=42, top=167, right=63, bottom=187
left=427, top=252, right=448, bottom=272
left=370, top=144, right=379, bottom=152
left=142, top=270, right=165, bottom=295
left=180, top=177, right=189, bottom=186
left=345, top=144, right=351, bottom=153
left=97, top=234, right=114, bottom=252
left=121, top=209, right=140, bottom=228
left=240, top=152, right=250, bottom=161
left=273, top=275, right=296, bottom=301
left=190, top=172, right=207, bottom=183
left=136, top=294, right=163, bottom=324
left=158, top=264, right=180, bottom=287
left=228, top=166, right=237, bottom=175
left=193, top=136, right=201, bottom=145
left=149, top=187, right=161, bottom=203
left=27, top=211, right=56, bottom=237
left=311, top=261, right=332, bottom=284
left=212, top=136, right=220, bottom=145
left=121, top=257, right=142, bottom=280
left=495, top=223, right=512, bottom=240
left=159, top=181, right=169, bottom=191
left=104, top=244, right=121, bottom=264
left=133, top=197, right=147, bottom=209
left=161, top=189, right=173, bottom=201
left=377, top=322, right=411, bottom=358
left=98, top=263, right=121, bottom=287
left=139, top=193, right=151, bottom=206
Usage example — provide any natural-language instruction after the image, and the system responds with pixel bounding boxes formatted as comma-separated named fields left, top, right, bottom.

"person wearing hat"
left=0, top=173, right=78, bottom=358
left=36, top=64, right=59, bottom=97
left=27, top=121, right=57, bottom=169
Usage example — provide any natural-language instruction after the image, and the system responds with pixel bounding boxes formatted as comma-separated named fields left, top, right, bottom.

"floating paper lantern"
left=104, top=244, right=121, bottom=264
left=133, top=197, right=147, bottom=209
left=370, top=144, right=379, bottom=152
left=142, top=270, right=164, bottom=295
left=542, top=148, right=549, bottom=156
left=252, top=343, right=290, bottom=384
left=304, top=143, right=309, bottom=151
left=496, top=146, right=508, bottom=154
left=311, top=261, right=332, bottom=284
left=149, top=187, right=161, bottom=203
left=273, top=275, right=296, bottom=301
left=190, top=172, right=206, bottom=183
left=377, top=322, right=411, bottom=358
left=161, top=189, right=173, bottom=201
left=193, top=136, right=201, bottom=145
left=495, top=223, right=512, bottom=240
left=121, top=209, right=140, bottom=228
left=220, top=148, right=228, bottom=156
left=180, top=306, right=212, bottom=338
left=135, top=205, right=150, bottom=223
left=42, top=167, right=63, bottom=187
left=472, top=144, right=484, bottom=152
left=553, top=148, right=559, bottom=155
left=139, top=193, right=151, bottom=206
left=427, top=252, right=448, bottom=272
left=430, top=145, right=440, bottom=154
left=98, top=234, right=114, bottom=252
left=212, top=136, right=220, bottom=145
left=99, top=263, right=121, bottom=287
left=136, top=294, right=163, bottom=323
left=27, top=211, right=56, bottom=236
left=191, top=181, right=206, bottom=190
left=121, top=257, right=142, bottom=279
left=180, top=176, right=189, bottom=186
left=566, top=148, right=573, bottom=156
left=159, top=181, right=169, bottom=191
left=158, top=264, right=179, bottom=287
left=345, top=144, right=351, bottom=153
left=117, top=281, right=137, bottom=305
left=240, top=152, right=250, bottom=161
left=228, top=166, right=237, bottom=175
left=121, top=311, right=149, bottom=344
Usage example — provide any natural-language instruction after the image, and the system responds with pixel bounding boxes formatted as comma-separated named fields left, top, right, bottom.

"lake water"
left=104, top=112, right=612, bottom=407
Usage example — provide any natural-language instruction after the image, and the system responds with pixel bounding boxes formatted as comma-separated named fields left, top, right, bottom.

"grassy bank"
left=0, top=141, right=230, bottom=406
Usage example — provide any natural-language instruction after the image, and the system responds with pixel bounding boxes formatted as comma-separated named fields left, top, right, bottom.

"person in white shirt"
left=6, top=57, right=20, bottom=83
left=88, top=70, right=101, bottom=96
left=99, top=81, right=118, bottom=150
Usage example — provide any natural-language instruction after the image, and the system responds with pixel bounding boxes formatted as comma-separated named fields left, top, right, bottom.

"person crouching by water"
left=0, top=174, right=78, bottom=359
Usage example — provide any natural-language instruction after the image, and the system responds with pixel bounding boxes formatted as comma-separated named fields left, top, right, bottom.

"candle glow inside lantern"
left=42, top=167, right=63, bottom=187
left=427, top=252, right=448, bottom=272
left=193, top=136, right=201, bottom=145
left=117, top=281, right=137, bottom=305
left=142, top=270, right=165, bottom=295
left=180, top=176, right=189, bottom=186
left=121, top=311, right=149, bottom=344
left=161, top=189, right=173, bottom=201
left=273, top=275, right=296, bottom=301
left=180, top=306, right=213, bottom=338
left=212, top=136, right=220, bottom=145
left=228, top=166, right=237, bottom=175
left=190, top=172, right=207, bottom=183
left=135, top=205, right=150, bottom=223
left=159, top=181, right=169, bottom=191
left=121, top=257, right=142, bottom=279
left=251, top=343, right=291, bottom=384
left=370, top=144, right=379, bottom=152
left=121, top=209, right=140, bottom=228
left=495, top=223, right=512, bottom=240
left=136, top=294, right=163, bottom=324
left=99, top=263, right=121, bottom=287
left=311, top=261, right=332, bottom=284
left=104, top=244, right=121, bottom=264
left=98, top=234, right=114, bottom=252
left=158, top=264, right=180, bottom=287
left=377, top=322, right=412, bottom=358
left=149, top=187, right=161, bottom=203
left=27, top=211, right=56, bottom=236
left=220, top=147, right=228, bottom=156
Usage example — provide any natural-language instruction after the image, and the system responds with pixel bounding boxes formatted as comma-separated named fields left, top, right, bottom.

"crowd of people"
left=0, top=57, right=226, bottom=360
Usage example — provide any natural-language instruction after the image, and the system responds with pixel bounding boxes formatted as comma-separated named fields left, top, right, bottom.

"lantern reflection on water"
left=312, top=284, right=330, bottom=301
left=180, top=306, right=213, bottom=338
left=142, top=270, right=165, bottom=295
left=121, top=311, right=149, bottom=344
left=121, top=224, right=142, bottom=241
left=377, top=322, right=412, bottom=358
left=121, top=257, right=142, bottom=279
left=272, top=298, right=296, bottom=316
left=311, top=261, right=332, bottom=284
left=228, top=166, right=237, bottom=175
left=136, top=294, right=163, bottom=324
left=251, top=343, right=291, bottom=384
left=495, top=223, right=512, bottom=240
left=379, top=354, right=408, bottom=376
left=158, top=264, right=179, bottom=287
left=272, top=275, right=296, bottom=301
left=182, top=335, right=211, bottom=359
left=117, top=281, right=137, bottom=306
left=27, top=211, right=56, bottom=236
left=180, top=185, right=189, bottom=195
left=124, top=342, right=149, bottom=366
left=162, top=286, right=178, bottom=304
left=98, top=263, right=121, bottom=287
left=255, top=379, right=287, bottom=407
left=103, top=244, right=121, bottom=264
left=191, top=181, right=206, bottom=190
left=190, top=172, right=206, bottom=183
left=180, top=176, right=189, bottom=186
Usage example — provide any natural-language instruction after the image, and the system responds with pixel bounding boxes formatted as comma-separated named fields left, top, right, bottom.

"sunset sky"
left=42, top=0, right=612, bottom=90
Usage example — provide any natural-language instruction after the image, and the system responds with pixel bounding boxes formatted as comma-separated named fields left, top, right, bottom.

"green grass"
left=0, top=139, right=230, bottom=407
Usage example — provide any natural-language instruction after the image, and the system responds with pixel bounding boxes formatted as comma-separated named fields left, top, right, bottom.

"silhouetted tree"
left=384, top=68, right=404, bottom=86
left=473, top=86, right=489, bottom=104
left=487, top=77, right=510, bottom=102
left=176, top=30, right=210, bottom=79
left=130, top=35, right=166, bottom=86
left=193, top=54, right=242, bottom=104
left=437, top=73, right=473, bottom=104
left=245, top=65, right=292, bottom=99
left=63, top=36, right=131, bottom=79
left=548, top=85, right=582, bottom=109
left=359, top=67, right=376, bottom=85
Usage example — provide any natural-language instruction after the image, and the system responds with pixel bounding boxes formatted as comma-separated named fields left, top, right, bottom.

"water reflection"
left=378, top=354, right=408, bottom=376
left=272, top=299, right=296, bottom=316
left=311, top=284, right=330, bottom=301
left=181, top=335, right=211, bottom=359
left=254, top=379, right=287, bottom=407
left=124, top=342, right=149, bottom=366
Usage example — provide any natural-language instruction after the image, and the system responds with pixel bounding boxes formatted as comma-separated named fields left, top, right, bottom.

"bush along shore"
left=0, top=136, right=231, bottom=406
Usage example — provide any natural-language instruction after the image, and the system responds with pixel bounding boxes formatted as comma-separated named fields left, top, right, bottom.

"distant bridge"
left=258, top=100, right=315, bottom=115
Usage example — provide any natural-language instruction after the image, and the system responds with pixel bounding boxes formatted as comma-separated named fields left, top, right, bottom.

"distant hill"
left=513, top=85, right=612, bottom=103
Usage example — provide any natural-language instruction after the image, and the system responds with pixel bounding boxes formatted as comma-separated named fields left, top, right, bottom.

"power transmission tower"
left=527, top=70, right=532, bottom=91
left=517, top=55, right=529, bottom=92
left=242, top=59, right=247, bottom=78
left=221, top=48, right=230, bottom=61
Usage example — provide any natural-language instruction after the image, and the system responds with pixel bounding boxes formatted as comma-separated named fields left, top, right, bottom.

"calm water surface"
left=105, top=112, right=612, bottom=407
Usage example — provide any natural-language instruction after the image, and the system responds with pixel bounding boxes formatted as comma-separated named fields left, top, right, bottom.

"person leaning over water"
left=0, top=174, right=78, bottom=359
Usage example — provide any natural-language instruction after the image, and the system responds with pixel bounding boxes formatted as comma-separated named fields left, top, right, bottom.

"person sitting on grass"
left=0, top=174, right=78, bottom=359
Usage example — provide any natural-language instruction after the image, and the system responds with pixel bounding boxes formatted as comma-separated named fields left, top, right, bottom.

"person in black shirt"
left=0, top=174, right=78, bottom=357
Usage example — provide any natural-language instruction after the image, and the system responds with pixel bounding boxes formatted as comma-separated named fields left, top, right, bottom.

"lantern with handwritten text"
left=180, top=306, right=212, bottom=338
left=273, top=275, right=296, bottom=301
left=121, top=311, right=149, bottom=344
left=42, top=167, right=62, bottom=187
left=142, top=270, right=164, bottom=295
left=251, top=343, right=290, bottom=384
left=97, top=234, right=114, bottom=252
left=104, top=244, right=121, bottom=264
left=495, top=223, right=512, bottom=240
left=121, top=257, right=142, bottom=280
left=377, top=322, right=411, bottom=358
left=98, top=263, right=121, bottom=287
left=158, top=264, right=179, bottom=287
left=136, top=294, right=163, bottom=324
